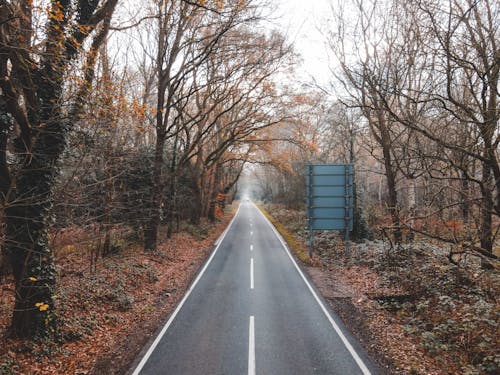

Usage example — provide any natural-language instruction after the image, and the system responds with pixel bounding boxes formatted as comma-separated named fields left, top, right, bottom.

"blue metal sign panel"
left=306, top=164, right=353, bottom=231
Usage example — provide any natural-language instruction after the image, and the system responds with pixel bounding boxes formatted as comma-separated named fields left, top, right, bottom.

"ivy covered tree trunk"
left=0, top=0, right=117, bottom=337
left=3, top=25, right=69, bottom=332
left=5, top=122, right=66, bottom=337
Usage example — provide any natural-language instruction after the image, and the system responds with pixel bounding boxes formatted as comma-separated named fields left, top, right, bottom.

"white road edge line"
left=132, top=205, right=242, bottom=375
left=254, top=203, right=372, bottom=375
left=248, top=316, right=255, bottom=375
left=250, top=258, right=254, bottom=289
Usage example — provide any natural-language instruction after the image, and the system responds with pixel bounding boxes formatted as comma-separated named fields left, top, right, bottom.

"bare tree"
left=142, top=0, right=254, bottom=250
left=411, top=0, right=499, bottom=255
left=327, top=0, right=406, bottom=242
left=326, top=0, right=499, bottom=257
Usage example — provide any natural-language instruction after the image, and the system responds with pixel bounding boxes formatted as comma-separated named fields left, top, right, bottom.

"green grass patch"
left=258, top=206, right=312, bottom=265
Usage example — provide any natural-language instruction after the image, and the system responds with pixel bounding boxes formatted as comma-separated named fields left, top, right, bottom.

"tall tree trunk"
left=144, top=133, right=166, bottom=251
left=381, top=132, right=402, bottom=244
left=0, top=98, right=12, bottom=279
left=5, top=119, right=66, bottom=337
left=208, top=163, right=221, bottom=223
left=166, top=132, right=179, bottom=239
left=202, top=167, right=215, bottom=218
left=460, top=172, right=470, bottom=225
left=372, top=107, right=402, bottom=244
left=5, top=36, right=68, bottom=334
left=190, top=152, right=204, bottom=225
left=479, top=164, right=493, bottom=254
left=0, top=97, right=11, bottom=202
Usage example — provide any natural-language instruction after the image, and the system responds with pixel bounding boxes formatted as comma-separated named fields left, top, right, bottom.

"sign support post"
left=307, top=164, right=314, bottom=257
left=344, top=165, right=351, bottom=254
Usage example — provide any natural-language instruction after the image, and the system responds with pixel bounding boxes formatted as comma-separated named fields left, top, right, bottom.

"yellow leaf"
left=29, top=277, right=37, bottom=282
left=39, top=304, right=49, bottom=312
left=35, top=302, right=43, bottom=307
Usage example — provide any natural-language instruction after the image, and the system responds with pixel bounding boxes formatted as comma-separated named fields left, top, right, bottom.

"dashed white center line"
left=250, top=231, right=253, bottom=236
left=248, top=316, right=255, bottom=375
left=250, top=244, right=253, bottom=251
left=250, top=258, right=254, bottom=289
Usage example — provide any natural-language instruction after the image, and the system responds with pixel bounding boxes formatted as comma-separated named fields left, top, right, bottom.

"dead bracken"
left=262, top=204, right=499, bottom=375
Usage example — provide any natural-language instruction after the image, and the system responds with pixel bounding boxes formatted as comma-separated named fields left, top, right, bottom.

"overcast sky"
left=273, top=0, right=334, bottom=86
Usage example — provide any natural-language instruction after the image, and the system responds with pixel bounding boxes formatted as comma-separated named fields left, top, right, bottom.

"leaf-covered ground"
left=261, top=204, right=499, bottom=375
left=0, top=208, right=235, bottom=375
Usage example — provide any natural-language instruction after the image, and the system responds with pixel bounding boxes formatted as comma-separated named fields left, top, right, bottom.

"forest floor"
left=260, top=204, right=499, bottom=375
left=0, top=207, right=235, bottom=375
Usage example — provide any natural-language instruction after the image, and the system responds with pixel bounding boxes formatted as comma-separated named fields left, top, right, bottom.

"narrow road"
left=131, top=201, right=378, bottom=375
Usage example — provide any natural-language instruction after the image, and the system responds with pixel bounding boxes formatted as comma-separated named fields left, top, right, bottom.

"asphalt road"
left=131, top=201, right=379, bottom=375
